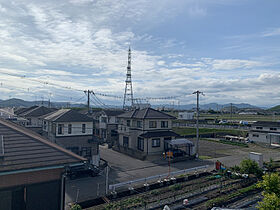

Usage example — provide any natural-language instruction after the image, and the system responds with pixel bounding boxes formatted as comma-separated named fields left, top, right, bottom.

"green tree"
left=257, top=173, right=280, bottom=197
left=257, top=192, right=280, bottom=210
left=71, top=204, right=82, bottom=210
left=240, top=159, right=263, bottom=178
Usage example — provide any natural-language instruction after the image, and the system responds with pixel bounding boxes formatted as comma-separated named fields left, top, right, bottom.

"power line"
left=0, top=71, right=189, bottom=102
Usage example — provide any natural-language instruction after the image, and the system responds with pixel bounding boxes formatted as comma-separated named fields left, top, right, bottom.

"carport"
left=268, top=133, right=280, bottom=146
left=164, top=138, right=194, bottom=157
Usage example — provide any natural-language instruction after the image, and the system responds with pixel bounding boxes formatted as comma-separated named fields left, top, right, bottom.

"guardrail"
left=109, top=165, right=209, bottom=191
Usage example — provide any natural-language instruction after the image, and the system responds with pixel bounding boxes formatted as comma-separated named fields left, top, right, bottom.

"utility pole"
left=230, top=103, right=233, bottom=121
left=193, top=90, right=204, bottom=158
left=85, top=90, right=91, bottom=114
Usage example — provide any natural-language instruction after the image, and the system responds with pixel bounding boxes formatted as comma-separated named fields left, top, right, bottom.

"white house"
left=42, top=109, right=100, bottom=165
left=178, top=111, right=195, bottom=120
left=248, top=121, right=280, bottom=145
left=93, top=109, right=124, bottom=145
left=115, top=108, right=193, bottom=160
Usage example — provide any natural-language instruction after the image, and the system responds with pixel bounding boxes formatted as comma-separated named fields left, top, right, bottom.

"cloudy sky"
left=0, top=0, right=280, bottom=107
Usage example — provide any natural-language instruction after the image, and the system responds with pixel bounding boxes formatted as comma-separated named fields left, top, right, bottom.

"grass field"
left=200, top=113, right=280, bottom=122
left=173, top=127, right=247, bottom=136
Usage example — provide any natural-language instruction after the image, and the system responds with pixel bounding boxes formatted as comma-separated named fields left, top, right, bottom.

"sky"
left=0, top=0, right=280, bottom=107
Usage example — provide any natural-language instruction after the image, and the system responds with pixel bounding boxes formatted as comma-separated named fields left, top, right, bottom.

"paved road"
left=65, top=142, right=280, bottom=207
left=65, top=145, right=211, bottom=206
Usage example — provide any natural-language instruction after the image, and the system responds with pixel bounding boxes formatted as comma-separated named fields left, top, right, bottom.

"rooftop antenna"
left=123, top=46, right=134, bottom=110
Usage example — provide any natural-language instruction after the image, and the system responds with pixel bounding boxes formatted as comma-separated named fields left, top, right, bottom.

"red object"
left=216, top=161, right=221, bottom=170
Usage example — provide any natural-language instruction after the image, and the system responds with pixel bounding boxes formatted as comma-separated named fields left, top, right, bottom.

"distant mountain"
left=267, top=105, right=280, bottom=112
left=0, top=98, right=86, bottom=108
left=153, top=103, right=260, bottom=111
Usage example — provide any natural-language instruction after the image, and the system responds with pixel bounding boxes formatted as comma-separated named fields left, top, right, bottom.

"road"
left=65, top=141, right=280, bottom=207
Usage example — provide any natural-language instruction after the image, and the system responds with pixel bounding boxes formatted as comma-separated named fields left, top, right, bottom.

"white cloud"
left=262, top=28, right=280, bottom=37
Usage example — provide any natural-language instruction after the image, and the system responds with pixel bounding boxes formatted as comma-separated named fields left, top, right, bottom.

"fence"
left=109, top=165, right=210, bottom=192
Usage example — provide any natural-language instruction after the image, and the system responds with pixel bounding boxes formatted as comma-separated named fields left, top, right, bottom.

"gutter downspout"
left=60, top=172, right=66, bottom=210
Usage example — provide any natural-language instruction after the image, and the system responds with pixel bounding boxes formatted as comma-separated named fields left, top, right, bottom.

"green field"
left=173, top=127, right=247, bottom=136
left=200, top=113, right=280, bottom=122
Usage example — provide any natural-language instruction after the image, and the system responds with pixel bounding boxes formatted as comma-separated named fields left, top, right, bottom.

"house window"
left=152, top=138, right=160, bottom=147
left=161, top=121, right=168, bottom=128
left=43, top=121, right=47, bottom=130
left=51, top=123, right=56, bottom=133
left=82, top=124, right=86, bottom=133
left=256, top=127, right=263, bottom=130
left=270, top=128, right=277, bottom=131
left=123, top=136, right=129, bottom=148
left=253, top=134, right=259, bottom=137
left=137, top=137, right=144, bottom=151
left=149, top=121, right=157, bottom=128
left=101, top=117, right=107, bottom=123
left=58, top=124, right=64, bottom=134
left=68, top=124, right=72, bottom=134
left=137, top=121, right=142, bottom=128
left=127, top=120, right=131, bottom=126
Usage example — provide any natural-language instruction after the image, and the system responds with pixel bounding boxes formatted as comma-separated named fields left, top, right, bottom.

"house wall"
left=0, top=178, right=62, bottom=210
left=249, top=124, right=280, bottom=144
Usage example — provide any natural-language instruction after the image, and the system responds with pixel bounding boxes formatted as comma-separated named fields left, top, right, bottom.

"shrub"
left=169, top=184, right=182, bottom=191
left=240, top=159, right=263, bottom=178
left=71, top=204, right=82, bottom=210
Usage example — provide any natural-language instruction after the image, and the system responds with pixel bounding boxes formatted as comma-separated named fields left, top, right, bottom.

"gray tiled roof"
left=117, top=108, right=176, bottom=119
left=43, top=109, right=92, bottom=122
left=0, top=119, right=85, bottom=173
left=252, top=121, right=280, bottom=127
left=19, top=106, right=57, bottom=117
left=14, top=106, right=38, bottom=115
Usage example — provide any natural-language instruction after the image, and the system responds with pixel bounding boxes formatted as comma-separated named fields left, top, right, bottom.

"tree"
left=71, top=204, right=82, bottom=210
left=257, top=173, right=280, bottom=197
left=240, top=159, right=263, bottom=178
left=257, top=192, right=280, bottom=210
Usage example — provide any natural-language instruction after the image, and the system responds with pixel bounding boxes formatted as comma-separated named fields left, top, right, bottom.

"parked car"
left=219, top=120, right=227, bottom=124
left=66, top=164, right=100, bottom=179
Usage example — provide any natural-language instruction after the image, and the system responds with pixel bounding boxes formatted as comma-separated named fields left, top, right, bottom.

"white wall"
left=56, top=121, right=93, bottom=136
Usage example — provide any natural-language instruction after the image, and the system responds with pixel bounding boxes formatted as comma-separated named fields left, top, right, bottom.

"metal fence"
left=109, top=165, right=210, bottom=191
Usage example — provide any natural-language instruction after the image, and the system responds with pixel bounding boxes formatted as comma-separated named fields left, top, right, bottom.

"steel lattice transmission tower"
left=123, top=47, right=134, bottom=110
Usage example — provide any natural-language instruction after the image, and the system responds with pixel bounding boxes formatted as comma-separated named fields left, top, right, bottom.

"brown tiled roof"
left=0, top=119, right=85, bottom=173
left=117, top=108, right=176, bottom=119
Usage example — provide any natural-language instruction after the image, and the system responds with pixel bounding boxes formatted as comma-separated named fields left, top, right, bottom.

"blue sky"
left=0, top=0, right=279, bottom=107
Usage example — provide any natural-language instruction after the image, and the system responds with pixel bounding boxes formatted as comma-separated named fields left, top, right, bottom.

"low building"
left=0, top=118, right=85, bottom=210
left=178, top=111, right=194, bottom=120
left=248, top=121, right=280, bottom=145
left=16, top=106, right=57, bottom=134
left=116, top=108, right=180, bottom=159
left=93, top=109, right=124, bottom=145
left=41, top=109, right=100, bottom=165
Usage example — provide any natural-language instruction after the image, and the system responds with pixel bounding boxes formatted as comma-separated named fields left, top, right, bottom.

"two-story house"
left=116, top=108, right=180, bottom=159
left=0, top=118, right=85, bottom=210
left=41, top=109, right=100, bottom=165
left=93, top=109, right=124, bottom=145
left=16, top=106, right=57, bottom=134
left=248, top=121, right=280, bottom=145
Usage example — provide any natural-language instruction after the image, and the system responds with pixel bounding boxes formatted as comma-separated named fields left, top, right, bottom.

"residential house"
left=248, top=121, right=280, bottom=145
left=41, top=109, right=99, bottom=165
left=116, top=108, right=181, bottom=159
left=178, top=111, right=195, bottom=120
left=16, top=106, right=57, bottom=134
left=0, top=118, right=85, bottom=210
left=93, top=109, right=124, bottom=145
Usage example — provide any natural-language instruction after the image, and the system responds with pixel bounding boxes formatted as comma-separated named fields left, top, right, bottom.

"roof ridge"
left=143, top=108, right=150, bottom=119
left=0, top=119, right=85, bottom=161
